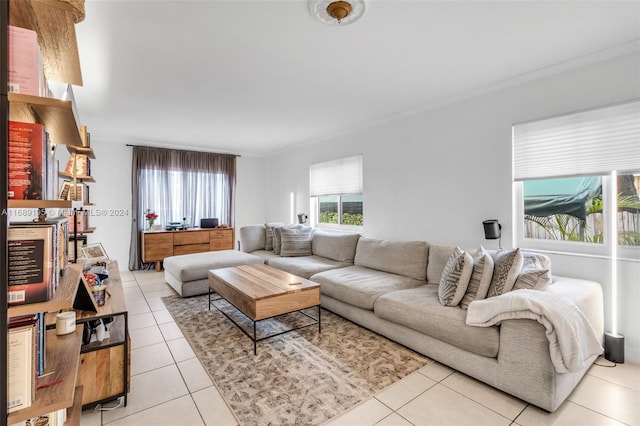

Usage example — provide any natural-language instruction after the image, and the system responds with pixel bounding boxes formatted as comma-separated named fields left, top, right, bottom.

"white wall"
left=263, top=52, right=640, bottom=363
left=235, top=156, right=267, bottom=247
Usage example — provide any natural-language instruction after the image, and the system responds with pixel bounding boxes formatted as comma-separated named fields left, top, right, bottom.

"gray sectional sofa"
left=238, top=224, right=604, bottom=412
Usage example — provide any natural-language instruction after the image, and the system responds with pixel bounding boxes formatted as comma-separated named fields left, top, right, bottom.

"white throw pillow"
left=438, top=247, right=473, bottom=306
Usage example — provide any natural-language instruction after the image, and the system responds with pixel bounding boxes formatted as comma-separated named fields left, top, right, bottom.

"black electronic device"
left=201, top=218, right=219, bottom=228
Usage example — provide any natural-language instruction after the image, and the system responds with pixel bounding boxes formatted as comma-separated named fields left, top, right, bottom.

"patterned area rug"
left=162, top=294, right=430, bottom=425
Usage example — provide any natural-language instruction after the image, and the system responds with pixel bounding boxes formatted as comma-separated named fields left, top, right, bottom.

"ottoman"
left=163, top=250, right=265, bottom=296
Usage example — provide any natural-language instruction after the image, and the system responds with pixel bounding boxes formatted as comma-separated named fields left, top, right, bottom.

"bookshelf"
left=4, top=0, right=92, bottom=423
left=6, top=264, right=88, bottom=424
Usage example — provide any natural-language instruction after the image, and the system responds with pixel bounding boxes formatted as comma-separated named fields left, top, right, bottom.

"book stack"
left=59, top=181, right=89, bottom=204
left=7, top=313, right=46, bottom=415
left=7, top=217, right=70, bottom=305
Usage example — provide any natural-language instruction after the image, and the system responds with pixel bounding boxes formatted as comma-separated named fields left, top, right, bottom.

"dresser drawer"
left=210, top=229, right=233, bottom=240
left=142, top=233, right=173, bottom=261
left=174, top=230, right=209, bottom=245
left=174, top=243, right=211, bottom=256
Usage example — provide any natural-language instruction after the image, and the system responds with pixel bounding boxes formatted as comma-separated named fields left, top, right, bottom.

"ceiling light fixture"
left=309, top=0, right=366, bottom=25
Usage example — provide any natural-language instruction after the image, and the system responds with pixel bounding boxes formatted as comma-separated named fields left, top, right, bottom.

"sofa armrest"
left=547, top=276, right=604, bottom=344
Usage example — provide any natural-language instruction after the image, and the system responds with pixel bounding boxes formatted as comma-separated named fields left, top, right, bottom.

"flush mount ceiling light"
left=309, top=0, right=366, bottom=25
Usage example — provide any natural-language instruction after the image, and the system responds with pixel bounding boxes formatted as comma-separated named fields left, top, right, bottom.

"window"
left=130, top=146, right=236, bottom=269
left=310, top=155, right=363, bottom=229
left=522, top=174, right=640, bottom=246
left=513, top=101, right=640, bottom=256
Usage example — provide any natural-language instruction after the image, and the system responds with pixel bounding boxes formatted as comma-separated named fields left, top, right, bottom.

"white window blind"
left=310, top=155, right=363, bottom=197
left=513, top=100, right=640, bottom=181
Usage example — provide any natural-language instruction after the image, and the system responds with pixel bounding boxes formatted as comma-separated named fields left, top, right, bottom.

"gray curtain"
left=128, top=146, right=236, bottom=270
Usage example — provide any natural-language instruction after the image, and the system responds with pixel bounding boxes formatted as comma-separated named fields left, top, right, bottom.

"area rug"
left=162, top=294, right=430, bottom=425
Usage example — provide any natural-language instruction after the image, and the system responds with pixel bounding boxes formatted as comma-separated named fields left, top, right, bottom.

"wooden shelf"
left=9, top=0, right=83, bottom=86
left=76, top=263, right=127, bottom=320
left=7, top=199, right=82, bottom=209
left=9, top=92, right=82, bottom=146
left=66, top=144, right=95, bottom=159
left=7, top=328, right=82, bottom=424
left=8, top=264, right=83, bottom=318
left=58, top=171, right=95, bottom=182
left=76, top=227, right=96, bottom=234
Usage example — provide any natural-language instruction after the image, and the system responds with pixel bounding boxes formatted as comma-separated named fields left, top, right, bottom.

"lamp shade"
left=483, top=220, right=501, bottom=240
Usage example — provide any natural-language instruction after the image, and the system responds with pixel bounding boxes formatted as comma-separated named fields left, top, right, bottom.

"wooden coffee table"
left=208, top=263, right=321, bottom=354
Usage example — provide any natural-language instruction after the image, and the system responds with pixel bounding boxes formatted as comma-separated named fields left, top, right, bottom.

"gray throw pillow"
left=487, top=248, right=524, bottom=298
left=280, top=227, right=314, bottom=257
left=513, top=268, right=552, bottom=291
left=460, top=246, right=494, bottom=309
left=438, top=247, right=473, bottom=306
left=265, top=222, right=284, bottom=251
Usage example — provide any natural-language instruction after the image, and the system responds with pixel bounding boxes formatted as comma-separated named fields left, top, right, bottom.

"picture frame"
left=81, top=242, right=109, bottom=261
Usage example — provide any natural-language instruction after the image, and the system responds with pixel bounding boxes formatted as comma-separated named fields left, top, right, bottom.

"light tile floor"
left=81, top=270, right=640, bottom=425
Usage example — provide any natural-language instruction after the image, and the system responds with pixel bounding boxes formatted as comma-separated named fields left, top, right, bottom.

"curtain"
left=128, top=146, right=236, bottom=270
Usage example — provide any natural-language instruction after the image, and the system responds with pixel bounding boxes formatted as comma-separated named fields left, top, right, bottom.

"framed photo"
left=81, top=243, right=109, bottom=260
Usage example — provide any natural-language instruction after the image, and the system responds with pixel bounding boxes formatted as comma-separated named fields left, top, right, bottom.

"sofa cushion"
left=311, top=265, right=425, bottom=310
left=487, top=248, right=524, bottom=298
left=249, top=249, right=281, bottom=263
left=354, top=238, right=429, bottom=281
left=163, top=250, right=265, bottom=283
left=438, top=247, right=473, bottom=306
left=264, top=222, right=283, bottom=251
left=427, top=245, right=457, bottom=283
left=239, top=224, right=265, bottom=253
left=280, top=227, right=313, bottom=257
left=374, top=285, right=500, bottom=358
left=312, top=230, right=360, bottom=262
left=460, top=246, right=494, bottom=309
left=268, top=255, right=351, bottom=280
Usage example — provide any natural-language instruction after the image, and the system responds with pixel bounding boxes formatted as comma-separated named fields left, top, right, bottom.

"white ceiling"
left=73, top=0, right=640, bottom=156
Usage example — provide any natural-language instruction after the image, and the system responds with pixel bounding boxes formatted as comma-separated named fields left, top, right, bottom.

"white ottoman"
left=163, top=250, right=265, bottom=297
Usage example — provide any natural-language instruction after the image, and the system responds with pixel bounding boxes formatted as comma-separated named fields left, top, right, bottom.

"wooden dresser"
left=142, top=228, right=234, bottom=271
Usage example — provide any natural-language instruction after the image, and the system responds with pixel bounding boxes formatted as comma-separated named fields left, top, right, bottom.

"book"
left=8, top=121, right=47, bottom=200
left=8, top=225, right=54, bottom=305
left=7, top=324, right=35, bottom=413
left=8, top=26, right=41, bottom=96
left=64, top=153, right=90, bottom=177
left=11, top=216, right=67, bottom=283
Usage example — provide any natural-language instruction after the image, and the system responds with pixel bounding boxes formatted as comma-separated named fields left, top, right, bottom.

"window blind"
left=513, top=100, right=640, bottom=181
left=310, top=155, right=363, bottom=197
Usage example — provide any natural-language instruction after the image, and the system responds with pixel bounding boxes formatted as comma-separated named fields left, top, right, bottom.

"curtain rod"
left=125, top=143, right=241, bottom=157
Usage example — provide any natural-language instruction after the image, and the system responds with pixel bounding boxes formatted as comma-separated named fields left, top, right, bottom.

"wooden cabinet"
left=142, top=228, right=234, bottom=271
left=75, top=261, right=130, bottom=408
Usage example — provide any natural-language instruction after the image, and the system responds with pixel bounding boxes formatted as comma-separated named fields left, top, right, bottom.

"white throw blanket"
left=466, top=289, right=603, bottom=373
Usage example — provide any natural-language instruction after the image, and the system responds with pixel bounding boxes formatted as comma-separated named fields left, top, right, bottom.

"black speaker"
left=604, top=332, right=624, bottom=363
left=201, top=218, right=219, bottom=228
